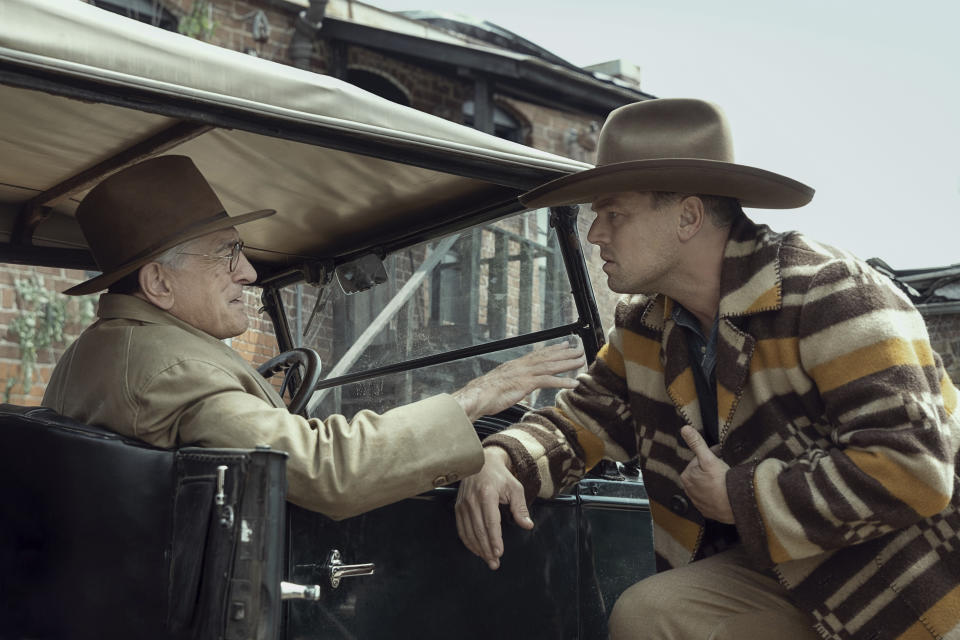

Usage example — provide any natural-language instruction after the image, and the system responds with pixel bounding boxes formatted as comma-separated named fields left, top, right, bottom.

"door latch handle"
left=215, top=465, right=234, bottom=529
left=324, top=549, right=375, bottom=588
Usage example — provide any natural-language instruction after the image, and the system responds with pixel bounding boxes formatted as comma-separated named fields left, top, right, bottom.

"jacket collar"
left=95, top=294, right=286, bottom=408
left=639, top=216, right=783, bottom=331
left=716, top=216, right=783, bottom=319
left=97, top=293, right=243, bottom=356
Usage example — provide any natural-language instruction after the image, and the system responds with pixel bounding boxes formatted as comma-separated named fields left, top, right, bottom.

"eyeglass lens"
left=229, top=241, right=244, bottom=272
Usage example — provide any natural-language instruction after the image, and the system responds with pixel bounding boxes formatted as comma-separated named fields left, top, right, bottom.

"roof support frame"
left=11, top=121, right=213, bottom=245
left=0, top=62, right=571, bottom=192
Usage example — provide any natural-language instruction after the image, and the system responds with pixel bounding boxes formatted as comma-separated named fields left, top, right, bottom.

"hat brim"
left=519, top=159, right=814, bottom=210
left=63, top=208, right=275, bottom=296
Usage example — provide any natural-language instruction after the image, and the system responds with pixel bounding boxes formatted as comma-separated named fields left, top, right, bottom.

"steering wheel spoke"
left=256, top=348, right=322, bottom=416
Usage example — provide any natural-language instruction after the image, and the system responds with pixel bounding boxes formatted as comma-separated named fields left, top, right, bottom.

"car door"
left=273, top=209, right=655, bottom=639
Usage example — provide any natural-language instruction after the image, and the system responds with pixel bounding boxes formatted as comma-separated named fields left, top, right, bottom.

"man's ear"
left=677, top=196, right=705, bottom=242
left=138, top=262, right=175, bottom=310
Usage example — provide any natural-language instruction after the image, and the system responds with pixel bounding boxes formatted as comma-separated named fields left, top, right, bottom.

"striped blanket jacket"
left=486, top=217, right=960, bottom=640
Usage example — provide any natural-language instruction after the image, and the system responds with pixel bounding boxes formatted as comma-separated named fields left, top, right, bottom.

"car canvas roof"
left=0, top=0, right=590, bottom=278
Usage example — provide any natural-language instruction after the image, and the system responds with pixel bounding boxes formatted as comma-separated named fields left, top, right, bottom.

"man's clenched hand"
left=679, top=425, right=735, bottom=524
left=455, top=447, right=533, bottom=570
left=451, top=342, right=584, bottom=422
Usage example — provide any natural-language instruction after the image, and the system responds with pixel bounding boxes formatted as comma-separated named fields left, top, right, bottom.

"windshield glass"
left=280, top=208, right=583, bottom=416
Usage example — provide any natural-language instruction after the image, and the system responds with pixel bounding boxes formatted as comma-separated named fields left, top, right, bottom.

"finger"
left=530, top=374, right=580, bottom=390
left=467, top=490, right=499, bottom=568
left=510, top=353, right=584, bottom=377
left=680, top=425, right=714, bottom=466
left=522, top=343, right=584, bottom=364
left=483, top=496, right=505, bottom=560
left=534, top=354, right=587, bottom=375
left=539, top=343, right=584, bottom=359
left=507, top=483, right=535, bottom=531
left=542, top=345, right=585, bottom=362
left=455, top=506, right=475, bottom=554
left=455, top=498, right=481, bottom=556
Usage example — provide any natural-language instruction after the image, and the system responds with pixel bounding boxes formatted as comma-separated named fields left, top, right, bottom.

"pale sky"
left=366, top=0, right=959, bottom=269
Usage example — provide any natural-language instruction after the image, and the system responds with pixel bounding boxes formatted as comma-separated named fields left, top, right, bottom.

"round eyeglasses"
left=178, top=240, right=245, bottom=272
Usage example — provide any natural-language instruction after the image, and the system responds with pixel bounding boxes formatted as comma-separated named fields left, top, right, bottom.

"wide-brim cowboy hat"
left=520, top=98, right=814, bottom=210
left=64, top=155, right=274, bottom=296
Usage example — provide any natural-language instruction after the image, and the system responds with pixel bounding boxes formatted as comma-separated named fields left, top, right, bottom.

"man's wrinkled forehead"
left=193, top=227, right=239, bottom=252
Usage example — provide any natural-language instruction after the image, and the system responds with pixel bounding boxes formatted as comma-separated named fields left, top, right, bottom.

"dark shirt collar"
left=672, top=303, right=720, bottom=445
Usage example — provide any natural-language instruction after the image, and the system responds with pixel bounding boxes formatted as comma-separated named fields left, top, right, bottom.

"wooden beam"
left=12, top=121, right=213, bottom=245
left=0, top=243, right=96, bottom=271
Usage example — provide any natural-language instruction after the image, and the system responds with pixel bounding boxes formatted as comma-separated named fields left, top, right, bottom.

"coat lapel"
left=657, top=298, right=704, bottom=434
left=715, top=318, right=755, bottom=441
left=712, top=219, right=784, bottom=441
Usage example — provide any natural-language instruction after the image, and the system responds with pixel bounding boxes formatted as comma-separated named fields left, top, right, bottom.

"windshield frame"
left=259, top=204, right=604, bottom=393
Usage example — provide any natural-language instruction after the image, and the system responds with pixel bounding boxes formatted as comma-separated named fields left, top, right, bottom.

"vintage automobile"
left=0, top=1, right=654, bottom=638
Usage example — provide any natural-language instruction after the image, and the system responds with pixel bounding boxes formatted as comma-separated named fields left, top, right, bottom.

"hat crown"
left=597, top=98, right=734, bottom=166
left=518, top=98, right=814, bottom=211
left=64, top=155, right=274, bottom=295
left=76, top=155, right=226, bottom=273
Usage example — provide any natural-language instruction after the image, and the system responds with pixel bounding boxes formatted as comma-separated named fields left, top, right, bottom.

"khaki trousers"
left=609, top=546, right=821, bottom=640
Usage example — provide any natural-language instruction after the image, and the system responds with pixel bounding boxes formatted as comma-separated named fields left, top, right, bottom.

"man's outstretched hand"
left=679, top=425, right=734, bottom=524
left=455, top=446, right=532, bottom=570
left=451, top=342, right=585, bottom=422
left=452, top=342, right=583, bottom=569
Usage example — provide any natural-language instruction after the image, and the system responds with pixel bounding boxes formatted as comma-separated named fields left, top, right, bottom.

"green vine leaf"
left=7, top=273, right=96, bottom=400
left=178, top=0, right=216, bottom=41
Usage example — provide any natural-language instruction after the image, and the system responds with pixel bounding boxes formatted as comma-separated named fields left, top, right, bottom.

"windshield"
left=278, top=208, right=583, bottom=418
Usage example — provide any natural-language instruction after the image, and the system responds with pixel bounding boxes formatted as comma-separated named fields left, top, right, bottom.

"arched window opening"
left=462, top=101, right=527, bottom=144
left=346, top=69, right=411, bottom=107
left=91, top=0, right=178, bottom=31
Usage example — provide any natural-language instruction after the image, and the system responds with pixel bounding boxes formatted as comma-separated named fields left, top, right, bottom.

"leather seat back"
left=0, top=405, right=287, bottom=640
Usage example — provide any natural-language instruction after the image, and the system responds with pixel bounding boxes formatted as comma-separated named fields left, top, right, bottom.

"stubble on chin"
left=606, top=276, right=654, bottom=297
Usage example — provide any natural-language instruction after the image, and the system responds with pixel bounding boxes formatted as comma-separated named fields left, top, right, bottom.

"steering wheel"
left=256, top=348, right=322, bottom=416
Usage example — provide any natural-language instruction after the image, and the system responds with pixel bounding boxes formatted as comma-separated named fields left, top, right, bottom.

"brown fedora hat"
left=64, top=155, right=274, bottom=296
left=520, top=98, right=814, bottom=210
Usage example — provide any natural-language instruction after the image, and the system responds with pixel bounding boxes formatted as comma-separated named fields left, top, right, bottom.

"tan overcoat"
left=43, top=294, right=483, bottom=519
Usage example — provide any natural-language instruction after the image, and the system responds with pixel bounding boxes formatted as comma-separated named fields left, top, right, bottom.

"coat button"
left=670, top=494, right=689, bottom=515
left=432, top=475, right=448, bottom=487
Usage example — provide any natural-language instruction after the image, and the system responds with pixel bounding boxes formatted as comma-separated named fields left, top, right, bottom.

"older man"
left=43, top=155, right=584, bottom=520
left=455, top=99, right=960, bottom=640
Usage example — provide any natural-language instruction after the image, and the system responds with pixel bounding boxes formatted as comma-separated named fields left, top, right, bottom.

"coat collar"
left=98, top=293, right=214, bottom=342
left=639, top=216, right=783, bottom=332
left=97, top=293, right=251, bottom=363
left=716, top=216, right=783, bottom=319
left=636, top=217, right=779, bottom=444
left=96, top=293, right=284, bottom=405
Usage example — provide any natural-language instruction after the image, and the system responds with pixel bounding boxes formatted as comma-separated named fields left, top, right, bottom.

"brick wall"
left=161, top=0, right=297, bottom=63
left=0, top=266, right=97, bottom=406
left=349, top=46, right=472, bottom=121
